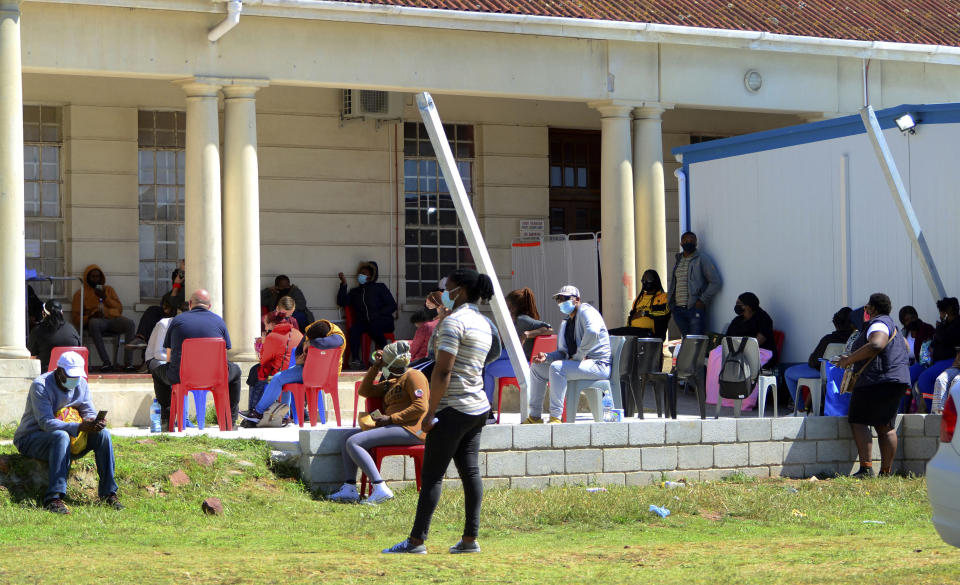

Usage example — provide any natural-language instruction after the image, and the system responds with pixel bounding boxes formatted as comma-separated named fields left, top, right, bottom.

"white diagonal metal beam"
left=416, top=92, right=531, bottom=420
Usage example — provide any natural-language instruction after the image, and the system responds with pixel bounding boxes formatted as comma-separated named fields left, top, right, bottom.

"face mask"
left=681, top=242, right=697, bottom=254
left=357, top=274, right=368, bottom=285
left=642, top=280, right=656, bottom=292
left=62, top=376, right=80, bottom=390
left=734, top=304, right=745, bottom=316
left=381, top=355, right=405, bottom=380
left=558, top=299, right=576, bottom=315
left=441, top=287, right=460, bottom=310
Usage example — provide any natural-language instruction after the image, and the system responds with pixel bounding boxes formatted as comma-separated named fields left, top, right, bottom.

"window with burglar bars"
left=403, top=122, right=475, bottom=299
left=138, top=110, right=186, bottom=299
left=23, top=105, right=66, bottom=296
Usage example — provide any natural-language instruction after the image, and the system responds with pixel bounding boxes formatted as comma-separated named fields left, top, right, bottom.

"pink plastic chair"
left=169, top=338, right=232, bottom=432
left=283, top=346, right=344, bottom=427
left=47, top=346, right=90, bottom=375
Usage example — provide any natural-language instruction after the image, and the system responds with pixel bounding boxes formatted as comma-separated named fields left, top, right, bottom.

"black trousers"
left=152, top=361, right=243, bottom=420
left=410, top=407, right=488, bottom=541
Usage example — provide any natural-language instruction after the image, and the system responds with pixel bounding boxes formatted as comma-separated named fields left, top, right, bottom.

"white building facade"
left=2, top=0, right=960, bottom=378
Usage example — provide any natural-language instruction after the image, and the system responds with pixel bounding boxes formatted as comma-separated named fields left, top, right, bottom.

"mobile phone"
left=95, top=410, right=107, bottom=422
left=370, top=409, right=382, bottom=418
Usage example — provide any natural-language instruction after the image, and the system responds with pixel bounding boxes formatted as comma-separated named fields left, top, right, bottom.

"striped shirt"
left=675, top=255, right=692, bottom=307
left=434, top=303, right=493, bottom=415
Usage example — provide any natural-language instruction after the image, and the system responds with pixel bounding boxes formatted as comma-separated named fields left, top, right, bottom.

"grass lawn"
left=0, top=435, right=957, bottom=585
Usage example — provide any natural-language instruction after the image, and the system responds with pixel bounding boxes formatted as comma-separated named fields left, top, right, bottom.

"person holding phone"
left=383, top=269, right=494, bottom=555
left=128, top=260, right=186, bottom=352
left=73, top=264, right=137, bottom=372
left=328, top=341, right=429, bottom=505
left=13, top=351, right=121, bottom=514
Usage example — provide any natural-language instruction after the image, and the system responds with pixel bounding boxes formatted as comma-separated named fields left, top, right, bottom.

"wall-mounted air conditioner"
left=341, top=89, right=403, bottom=120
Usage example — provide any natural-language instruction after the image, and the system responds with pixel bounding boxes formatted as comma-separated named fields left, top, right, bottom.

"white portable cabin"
left=672, top=103, right=960, bottom=363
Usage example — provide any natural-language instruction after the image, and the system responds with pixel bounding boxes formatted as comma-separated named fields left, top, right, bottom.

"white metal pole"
left=859, top=106, right=946, bottom=301
left=416, top=92, right=531, bottom=420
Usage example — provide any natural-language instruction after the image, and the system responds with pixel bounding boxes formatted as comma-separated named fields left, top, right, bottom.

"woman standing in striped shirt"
left=383, top=268, right=494, bottom=555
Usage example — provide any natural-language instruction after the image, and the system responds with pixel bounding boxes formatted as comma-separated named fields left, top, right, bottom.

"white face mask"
left=62, top=376, right=80, bottom=390
left=381, top=355, right=405, bottom=380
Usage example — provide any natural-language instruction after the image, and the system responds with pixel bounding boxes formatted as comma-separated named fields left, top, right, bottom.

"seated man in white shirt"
left=146, top=298, right=178, bottom=412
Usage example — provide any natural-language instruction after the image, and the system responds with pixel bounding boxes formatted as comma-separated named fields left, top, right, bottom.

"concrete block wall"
left=299, top=414, right=943, bottom=494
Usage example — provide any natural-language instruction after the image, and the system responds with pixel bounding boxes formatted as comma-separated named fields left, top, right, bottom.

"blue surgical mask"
left=357, top=274, right=368, bottom=285
left=441, top=287, right=460, bottom=310
left=558, top=300, right=576, bottom=315
left=62, top=376, right=80, bottom=390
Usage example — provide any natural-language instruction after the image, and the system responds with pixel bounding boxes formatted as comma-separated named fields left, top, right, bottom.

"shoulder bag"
left=839, top=327, right=897, bottom=394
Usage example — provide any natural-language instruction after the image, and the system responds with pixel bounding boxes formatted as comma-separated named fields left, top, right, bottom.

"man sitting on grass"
left=12, top=351, right=121, bottom=514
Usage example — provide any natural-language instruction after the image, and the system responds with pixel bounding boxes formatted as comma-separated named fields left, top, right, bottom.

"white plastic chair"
left=793, top=342, right=846, bottom=417
left=563, top=336, right=626, bottom=422
left=718, top=336, right=778, bottom=418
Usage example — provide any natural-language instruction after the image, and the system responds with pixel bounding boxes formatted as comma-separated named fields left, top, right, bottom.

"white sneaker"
left=328, top=483, right=360, bottom=503
left=363, top=482, right=394, bottom=505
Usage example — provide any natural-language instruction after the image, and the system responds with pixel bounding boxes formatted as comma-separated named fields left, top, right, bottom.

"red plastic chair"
left=352, top=379, right=364, bottom=427
left=495, top=335, right=558, bottom=423
left=283, top=346, right=344, bottom=427
left=47, top=346, right=90, bottom=375
left=359, top=444, right=425, bottom=497
left=169, top=338, right=232, bottom=432
left=344, top=306, right=396, bottom=368
left=357, top=395, right=424, bottom=496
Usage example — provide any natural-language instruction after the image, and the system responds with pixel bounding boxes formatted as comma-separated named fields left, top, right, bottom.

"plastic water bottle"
left=150, top=399, right=162, bottom=433
left=601, top=389, right=614, bottom=422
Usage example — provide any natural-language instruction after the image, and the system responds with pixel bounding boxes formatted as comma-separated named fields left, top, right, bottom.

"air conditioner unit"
left=342, top=89, right=403, bottom=120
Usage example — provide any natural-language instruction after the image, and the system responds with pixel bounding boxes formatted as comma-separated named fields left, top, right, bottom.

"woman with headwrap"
left=328, top=341, right=430, bottom=505
left=27, top=300, right=81, bottom=371
left=725, top=291, right=777, bottom=362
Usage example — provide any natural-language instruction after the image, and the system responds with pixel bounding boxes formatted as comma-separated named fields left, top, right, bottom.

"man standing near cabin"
left=668, top=231, right=722, bottom=336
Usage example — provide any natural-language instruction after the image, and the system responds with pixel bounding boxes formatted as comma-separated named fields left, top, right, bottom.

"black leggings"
left=410, top=407, right=488, bottom=541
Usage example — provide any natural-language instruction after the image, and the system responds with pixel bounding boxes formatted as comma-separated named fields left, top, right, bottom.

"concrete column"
left=633, top=106, right=668, bottom=284
left=0, top=1, right=33, bottom=372
left=591, top=102, right=636, bottom=328
left=222, top=80, right=268, bottom=361
left=175, top=78, right=223, bottom=316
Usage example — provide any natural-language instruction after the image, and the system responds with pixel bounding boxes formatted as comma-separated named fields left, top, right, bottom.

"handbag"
left=839, top=327, right=897, bottom=394
left=258, top=401, right=290, bottom=428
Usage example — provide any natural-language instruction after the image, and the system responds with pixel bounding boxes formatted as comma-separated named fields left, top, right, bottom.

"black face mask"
left=642, top=280, right=657, bottom=292
left=734, top=304, right=745, bottom=316
left=681, top=242, right=697, bottom=254
left=278, top=287, right=291, bottom=297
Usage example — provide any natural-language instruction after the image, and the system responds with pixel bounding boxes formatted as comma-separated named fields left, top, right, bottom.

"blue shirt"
left=163, top=307, right=232, bottom=383
left=14, top=371, right=96, bottom=447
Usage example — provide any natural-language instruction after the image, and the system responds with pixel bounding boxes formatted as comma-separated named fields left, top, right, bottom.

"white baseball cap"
left=56, top=351, right=87, bottom=378
left=553, top=285, right=581, bottom=300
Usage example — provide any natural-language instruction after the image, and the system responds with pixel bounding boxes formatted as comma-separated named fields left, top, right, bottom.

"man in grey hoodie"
left=523, top=285, right=610, bottom=424
left=668, top=231, right=722, bottom=336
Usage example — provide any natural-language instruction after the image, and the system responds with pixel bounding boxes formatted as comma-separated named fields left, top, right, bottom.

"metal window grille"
left=23, top=105, right=65, bottom=296
left=402, top=122, right=475, bottom=299
left=138, top=110, right=186, bottom=299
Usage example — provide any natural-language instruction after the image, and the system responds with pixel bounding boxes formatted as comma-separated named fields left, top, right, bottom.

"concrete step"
left=0, top=370, right=375, bottom=426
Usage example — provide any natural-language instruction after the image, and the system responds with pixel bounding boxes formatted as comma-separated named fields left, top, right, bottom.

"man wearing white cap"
left=524, top=285, right=611, bottom=424
left=13, top=351, right=120, bottom=514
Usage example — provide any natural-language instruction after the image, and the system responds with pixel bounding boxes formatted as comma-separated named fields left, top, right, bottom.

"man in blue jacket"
left=337, top=261, right=397, bottom=369
left=668, top=231, right=723, bottom=336
left=13, top=351, right=121, bottom=514
left=524, top=285, right=611, bottom=424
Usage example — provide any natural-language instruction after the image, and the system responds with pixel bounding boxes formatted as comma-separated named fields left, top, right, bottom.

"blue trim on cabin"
left=671, top=103, right=960, bottom=235
left=672, top=103, right=960, bottom=166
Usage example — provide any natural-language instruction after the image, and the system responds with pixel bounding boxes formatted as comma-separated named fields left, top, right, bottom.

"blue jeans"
left=672, top=305, right=706, bottom=336
left=912, top=359, right=953, bottom=411
left=784, top=364, right=819, bottom=410
left=255, top=366, right=303, bottom=414
left=15, top=428, right=117, bottom=503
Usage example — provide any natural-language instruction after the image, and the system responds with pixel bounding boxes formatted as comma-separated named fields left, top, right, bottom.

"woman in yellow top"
left=609, top=269, right=671, bottom=339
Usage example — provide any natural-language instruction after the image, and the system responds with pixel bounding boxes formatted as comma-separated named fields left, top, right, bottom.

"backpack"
left=718, top=337, right=754, bottom=400
left=258, top=401, right=291, bottom=428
